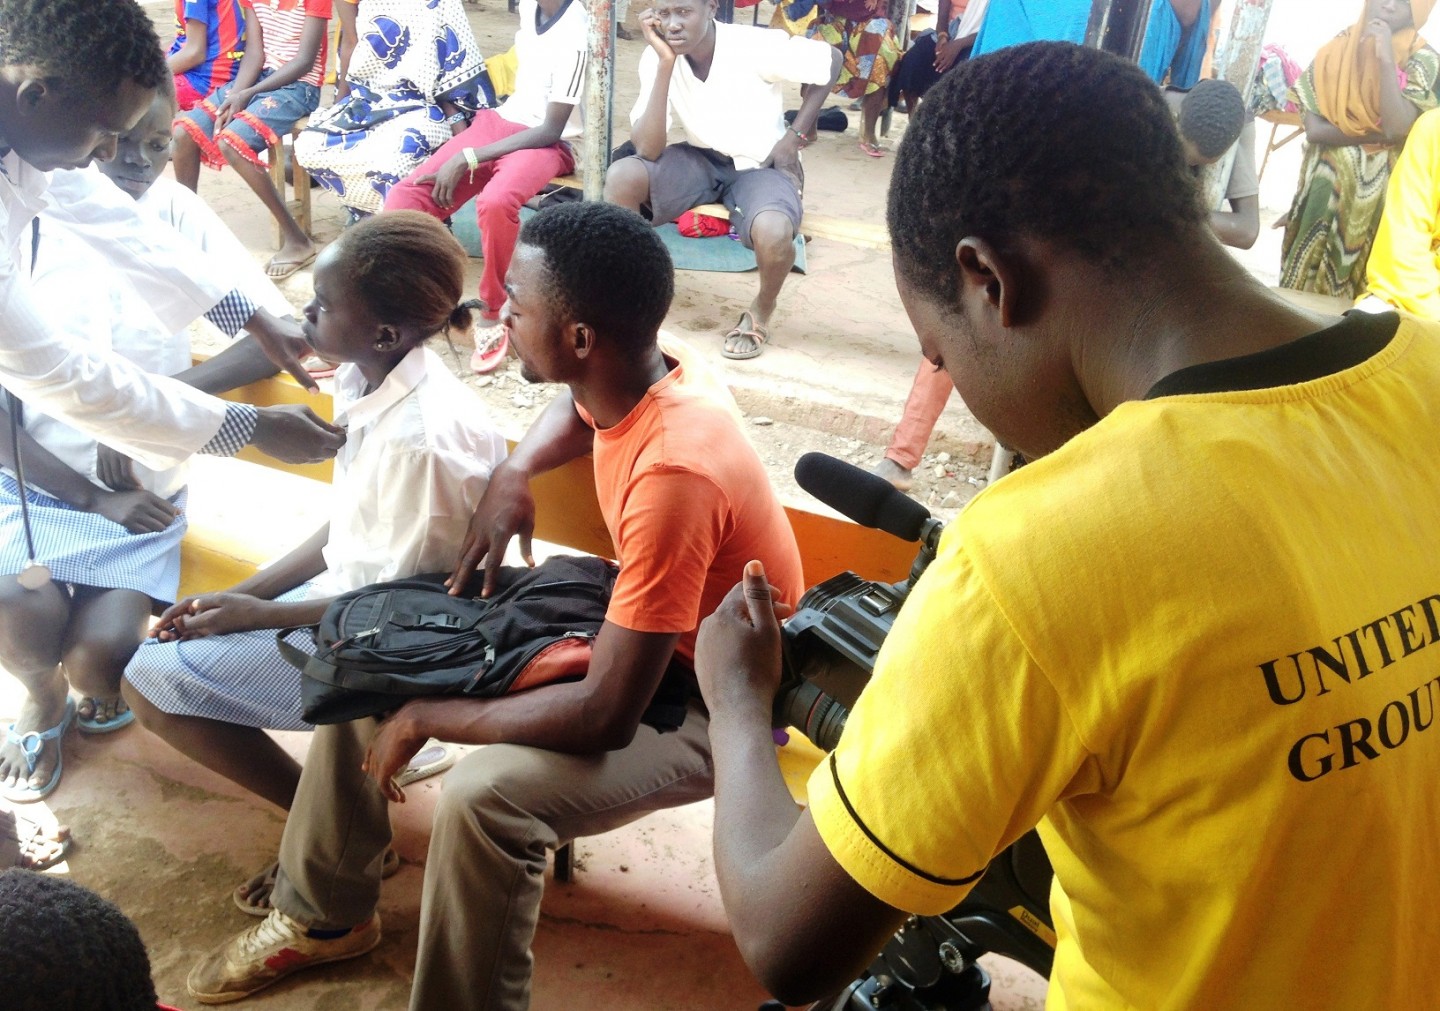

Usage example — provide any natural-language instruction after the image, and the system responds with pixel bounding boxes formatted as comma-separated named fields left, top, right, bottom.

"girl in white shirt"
left=123, top=212, right=506, bottom=832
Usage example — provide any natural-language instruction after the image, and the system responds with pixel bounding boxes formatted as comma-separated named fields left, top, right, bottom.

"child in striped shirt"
left=173, top=0, right=332, bottom=280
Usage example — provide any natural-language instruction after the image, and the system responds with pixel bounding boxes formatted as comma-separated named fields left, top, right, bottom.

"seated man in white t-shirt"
left=1164, top=79, right=1260, bottom=250
left=604, top=0, right=840, bottom=360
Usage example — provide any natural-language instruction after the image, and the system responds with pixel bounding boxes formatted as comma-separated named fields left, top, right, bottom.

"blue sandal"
left=3, top=697, right=75, bottom=804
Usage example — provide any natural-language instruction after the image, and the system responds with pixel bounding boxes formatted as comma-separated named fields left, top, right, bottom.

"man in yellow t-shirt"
left=1362, top=106, right=1440, bottom=319
left=693, top=41, right=1440, bottom=1010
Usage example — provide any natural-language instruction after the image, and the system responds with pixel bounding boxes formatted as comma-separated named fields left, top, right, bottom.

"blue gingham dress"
left=0, top=471, right=187, bottom=602
left=123, top=583, right=319, bottom=731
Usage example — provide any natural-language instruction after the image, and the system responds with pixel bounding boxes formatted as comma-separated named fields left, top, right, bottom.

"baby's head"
left=99, top=77, right=177, bottom=199
left=302, top=211, right=474, bottom=370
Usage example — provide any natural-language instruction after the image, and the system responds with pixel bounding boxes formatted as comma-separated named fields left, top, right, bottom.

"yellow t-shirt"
left=808, top=313, right=1440, bottom=1009
left=1364, top=107, right=1440, bottom=319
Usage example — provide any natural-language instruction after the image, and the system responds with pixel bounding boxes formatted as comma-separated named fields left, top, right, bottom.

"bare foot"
left=872, top=457, right=914, bottom=492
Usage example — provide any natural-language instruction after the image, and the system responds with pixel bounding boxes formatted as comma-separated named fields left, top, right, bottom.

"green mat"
left=450, top=200, right=806, bottom=275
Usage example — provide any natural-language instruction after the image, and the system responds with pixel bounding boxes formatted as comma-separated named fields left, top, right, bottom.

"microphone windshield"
left=794, top=452, right=931, bottom=542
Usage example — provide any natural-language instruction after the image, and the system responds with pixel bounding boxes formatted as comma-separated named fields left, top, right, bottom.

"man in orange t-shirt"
left=187, top=201, right=803, bottom=1010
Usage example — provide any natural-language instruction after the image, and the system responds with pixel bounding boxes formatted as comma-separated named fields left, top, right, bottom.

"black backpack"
left=277, top=555, right=621, bottom=725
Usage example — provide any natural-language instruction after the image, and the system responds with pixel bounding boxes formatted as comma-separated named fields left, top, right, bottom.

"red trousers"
left=884, top=361, right=955, bottom=470
left=383, top=111, right=575, bottom=317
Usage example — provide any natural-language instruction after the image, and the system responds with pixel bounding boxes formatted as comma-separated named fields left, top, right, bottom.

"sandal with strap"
left=721, top=313, right=771, bottom=361
left=470, top=323, right=510, bottom=374
left=2, top=697, right=75, bottom=804
left=1, top=810, right=72, bottom=870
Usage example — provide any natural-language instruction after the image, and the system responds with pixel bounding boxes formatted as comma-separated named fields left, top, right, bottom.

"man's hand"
left=93, top=489, right=179, bottom=534
left=245, top=312, right=321, bottom=392
left=415, top=153, right=471, bottom=209
left=362, top=704, right=428, bottom=803
left=215, top=88, right=251, bottom=131
left=250, top=404, right=346, bottom=464
left=638, top=8, right=677, bottom=64
left=96, top=445, right=141, bottom=491
left=695, top=561, right=794, bottom=716
left=447, top=459, right=537, bottom=597
left=153, top=591, right=275, bottom=641
left=761, top=130, right=804, bottom=191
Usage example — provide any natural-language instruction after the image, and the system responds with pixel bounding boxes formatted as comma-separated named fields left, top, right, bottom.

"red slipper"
left=859, top=140, right=886, bottom=158
left=470, top=324, right=509, bottom=374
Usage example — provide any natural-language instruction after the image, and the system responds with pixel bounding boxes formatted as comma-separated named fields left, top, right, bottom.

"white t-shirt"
left=314, top=345, right=508, bottom=596
left=497, top=0, right=588, bottom=141
left=630, top=22, right=836, bottom=171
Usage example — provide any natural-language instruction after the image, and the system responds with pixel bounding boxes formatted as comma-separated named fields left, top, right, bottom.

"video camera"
left=767, top=453, right=1054, bottom=1011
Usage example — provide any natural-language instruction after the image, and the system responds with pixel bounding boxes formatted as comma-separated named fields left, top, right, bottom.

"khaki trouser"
left=271, top=700, right=715, bottom=1011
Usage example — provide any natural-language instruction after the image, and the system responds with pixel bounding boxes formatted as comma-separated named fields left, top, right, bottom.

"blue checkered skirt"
left=122, top=583, right=319, bottom=731
left=0, top=472, right=186, bottom=602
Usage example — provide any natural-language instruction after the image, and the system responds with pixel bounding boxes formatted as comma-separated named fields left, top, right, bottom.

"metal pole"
left=1197, top=0, right=1275, bottom=209
left=1085, top=0, right=1156, bottom=62
left=581, top=0, right=616, bottom=202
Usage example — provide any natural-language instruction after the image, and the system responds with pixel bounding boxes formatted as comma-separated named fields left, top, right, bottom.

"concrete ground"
left=2, top=2, right=1326, bottom=1007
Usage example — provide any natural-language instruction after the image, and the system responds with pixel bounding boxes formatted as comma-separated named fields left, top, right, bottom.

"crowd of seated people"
left=9, top=3, right=1417, bottom=1011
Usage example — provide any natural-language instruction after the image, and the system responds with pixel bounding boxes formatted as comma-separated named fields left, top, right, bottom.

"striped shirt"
left=252, top=0, right=332, bottom=87
left=171, top=0, right=250, bottom=98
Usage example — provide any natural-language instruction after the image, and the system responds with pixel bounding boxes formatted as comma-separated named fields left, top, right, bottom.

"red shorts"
left=174, top=73, right=206, bottom=112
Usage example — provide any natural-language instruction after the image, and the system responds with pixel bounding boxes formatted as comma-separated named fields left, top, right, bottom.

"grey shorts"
left=626, top=143, right=804, bottom=248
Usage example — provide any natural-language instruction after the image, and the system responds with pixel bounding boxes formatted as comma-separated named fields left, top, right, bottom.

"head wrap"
left=1312, top=0, right=1434, bottom=137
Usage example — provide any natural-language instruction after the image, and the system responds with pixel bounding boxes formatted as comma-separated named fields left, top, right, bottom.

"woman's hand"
left=1365, top=17, right=1395, bottom=62
left=93, top=489, right=178, bottom=534
left=153, top=592, right=275, bottom=641
left=96, top=445, right=141, bottom=491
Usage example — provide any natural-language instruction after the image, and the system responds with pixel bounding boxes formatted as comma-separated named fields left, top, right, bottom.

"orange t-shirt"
left=579, top=337, right=804, bottom=663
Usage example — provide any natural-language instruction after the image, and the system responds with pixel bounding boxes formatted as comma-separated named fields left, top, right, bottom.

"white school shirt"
left=631, top=22, right=836, bottom=171
left=314, top=345, right=508, bottom=597
left=22, top=217, right=192, bottom=499
left=496, top=0, right=588, bottom=141
left=0, top=156, right=235, bottom=470
left=138, top=176, right=294, bottom=320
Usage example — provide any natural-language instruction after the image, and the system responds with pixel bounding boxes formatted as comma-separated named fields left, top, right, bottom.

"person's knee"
left=65, top=630, right=143, bottom=686
left=749, top=212, right=796, bottom=257
left=475, top=183, right=524, bottom=222
left=0, top=581, right=66, bottom=668
left=172, top=124, right=197, bottom=153
left=602, top=158, right=650, bottom=207
left=120, top=677, right=166, bottom=731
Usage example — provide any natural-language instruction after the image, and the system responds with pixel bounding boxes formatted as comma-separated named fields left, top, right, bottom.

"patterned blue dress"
left=294, top=0, right=493, bottom=215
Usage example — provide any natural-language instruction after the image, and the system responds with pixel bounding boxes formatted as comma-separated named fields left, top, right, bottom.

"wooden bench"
left=548, top=174, right=891, bottom=251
